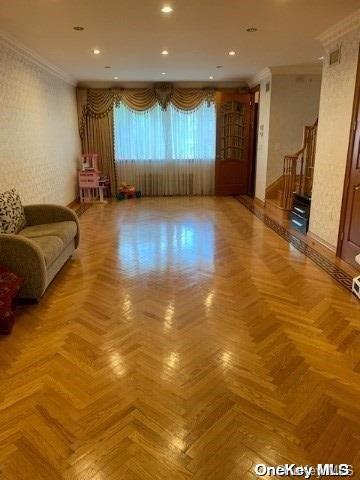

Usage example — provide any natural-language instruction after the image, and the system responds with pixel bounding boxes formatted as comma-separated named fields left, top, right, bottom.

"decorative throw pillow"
left=0, top=189, right=26, bottom=234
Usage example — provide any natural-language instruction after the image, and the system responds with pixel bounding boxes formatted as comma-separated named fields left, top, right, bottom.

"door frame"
left=337, top=47, right=360, bottom=258
left=248, top=84, right=261, bottom=196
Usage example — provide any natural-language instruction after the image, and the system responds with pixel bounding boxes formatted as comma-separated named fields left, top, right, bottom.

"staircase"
left=266, top=119, right=318, bottom=212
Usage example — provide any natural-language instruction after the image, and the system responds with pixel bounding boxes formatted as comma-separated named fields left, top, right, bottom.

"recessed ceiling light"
left=319, top=56, right=325, bottom=61
left=161, top=72, right=167, bottom=75
left=114, top=76, right=119, bottom=80
left=246, top=27, right=257, bottom=32
left=161, top=50, right=169, bottom=55
left=209, top=75, right=214, bottom=80
left=93, top=49, right=101, bottom=55
left=73, top=26, right=84, bottom=31
left=229, top=50, right=236, bottom=56
left=161, top=6, right=173, bottom=13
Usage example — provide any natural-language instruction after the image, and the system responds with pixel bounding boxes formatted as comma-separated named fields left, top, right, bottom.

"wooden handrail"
left=280, top=119, right=318, bottom=210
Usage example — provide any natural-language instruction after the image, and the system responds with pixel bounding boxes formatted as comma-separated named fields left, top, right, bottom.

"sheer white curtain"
left=114, top=102, right=216, bottom=195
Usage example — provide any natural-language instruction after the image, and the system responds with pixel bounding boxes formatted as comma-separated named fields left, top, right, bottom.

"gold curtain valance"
left=76, top=84, right=215, bottom=138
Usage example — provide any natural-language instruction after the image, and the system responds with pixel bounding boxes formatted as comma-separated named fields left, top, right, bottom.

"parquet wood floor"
left=1, top=197, right=360, bottom=479
left=236, top=195, right=359, bottom=279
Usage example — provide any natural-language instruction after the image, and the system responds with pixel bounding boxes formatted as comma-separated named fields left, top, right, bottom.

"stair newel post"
left=281, top=156, right=289, bottom=209
left=299, top=152, right=305, bottom=195
left=281, top=157, right=286, bottom=209
left=309, top=120, right=318, bottom=195
left=282, top=155, right=296, bottom=210
left=290, top=156, right=297, bottom=210
left=303, top=127, right=309, bottom=195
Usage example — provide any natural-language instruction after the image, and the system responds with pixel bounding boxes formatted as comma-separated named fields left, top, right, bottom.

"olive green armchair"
left=0, top=205, right=80, bottom=300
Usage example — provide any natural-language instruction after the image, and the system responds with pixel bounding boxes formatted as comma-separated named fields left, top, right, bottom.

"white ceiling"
left=0, top=0, right=358, bottom=85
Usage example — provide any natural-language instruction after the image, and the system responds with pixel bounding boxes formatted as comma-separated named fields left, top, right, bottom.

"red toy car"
left=116, top=183, right=141, bottom=200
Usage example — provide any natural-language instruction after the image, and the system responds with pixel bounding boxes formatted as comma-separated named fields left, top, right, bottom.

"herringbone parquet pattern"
left=0, top=197, right=359, bottom=479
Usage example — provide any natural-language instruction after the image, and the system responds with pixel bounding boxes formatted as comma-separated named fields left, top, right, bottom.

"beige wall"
left=266, top=74, right=321, bottom=187
left=309, top=28, right=360, bottom=248
left=0, top=40, right=81, bottom=205
left=255, top=76, right=272, bottom=202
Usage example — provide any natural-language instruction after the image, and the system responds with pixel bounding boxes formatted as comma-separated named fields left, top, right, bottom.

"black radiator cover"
left=291, top=193, right=311, bottom=234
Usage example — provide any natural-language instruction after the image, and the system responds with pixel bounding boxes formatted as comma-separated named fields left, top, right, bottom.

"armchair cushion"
left=0, top=189, right=26, bottom=234
left=27, top=236, right=64, bottom=266
left=20, top=221, right=78, bottom=248
left=24, top=205, right=80, bottom=248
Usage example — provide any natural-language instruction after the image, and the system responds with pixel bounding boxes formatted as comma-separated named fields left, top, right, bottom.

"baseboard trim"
left=254, top=196, right=265, bottom=208
left=307, top=231, right=337, bottom=253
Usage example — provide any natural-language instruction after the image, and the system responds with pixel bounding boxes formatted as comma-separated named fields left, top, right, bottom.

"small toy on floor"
left=116, top=182, right=141, bottom=201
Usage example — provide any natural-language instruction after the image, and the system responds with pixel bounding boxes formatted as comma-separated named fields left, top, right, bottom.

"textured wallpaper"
left=310, top=28, right=360, bottom=248
left=0, top=40, right=81, bottom=206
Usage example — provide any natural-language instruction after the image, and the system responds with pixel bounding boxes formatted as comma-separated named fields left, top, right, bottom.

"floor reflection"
left=117, top=218, right=215, bottom=277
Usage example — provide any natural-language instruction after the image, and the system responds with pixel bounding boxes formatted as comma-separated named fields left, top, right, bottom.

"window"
left=114, top=102, right=216, bottom=161
left=114, top=101, right=216, bottom=196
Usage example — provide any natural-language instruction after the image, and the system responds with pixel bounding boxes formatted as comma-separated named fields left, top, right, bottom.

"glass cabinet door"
left=217, top=100, right=246, bottom=161
left=215, top=93, right=251, bottom=195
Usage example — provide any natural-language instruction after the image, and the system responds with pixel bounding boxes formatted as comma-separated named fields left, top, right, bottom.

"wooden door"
left=215, top=92, right=251, bottom=195
left=338, top=52, right=360, bottom=268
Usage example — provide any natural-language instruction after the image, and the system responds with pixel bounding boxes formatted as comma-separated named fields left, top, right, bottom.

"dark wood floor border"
left=74, top=204, right=92, bottom=218
left=234, top=196, right=354, bottom=292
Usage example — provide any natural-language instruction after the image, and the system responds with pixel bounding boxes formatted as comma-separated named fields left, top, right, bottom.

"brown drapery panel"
left=82, top=112, right=117, bottom=196
left=76, top=84, right=216, bottom=195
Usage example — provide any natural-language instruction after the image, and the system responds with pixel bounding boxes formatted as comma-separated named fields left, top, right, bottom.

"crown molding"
left=0, top=30, right=76, bottom=86
left=247, top=63, right=322, bottom=88
left=317, top=9, right=360, bottom=46
left=270, top=63, right=323, bottom=75
left=247, top=67, right=271, bottom=87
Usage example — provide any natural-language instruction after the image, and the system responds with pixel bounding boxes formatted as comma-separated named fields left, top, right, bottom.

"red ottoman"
left=0, top=266, right=23, bottom=334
